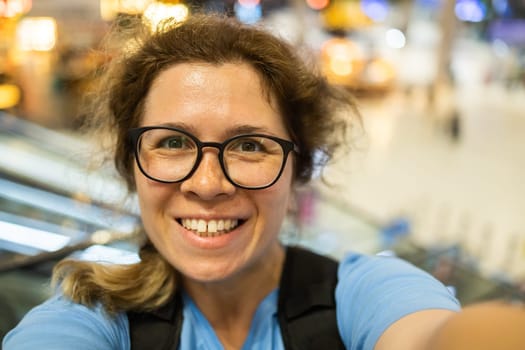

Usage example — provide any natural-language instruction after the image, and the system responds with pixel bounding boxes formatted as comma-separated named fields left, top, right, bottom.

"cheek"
left=258, top=166, right=294, bottom=219
left=133, top=164, right=170, bottom=213
left=134, top=166, right=150, bottom=205
left=133, top=163, right=143, bottom=188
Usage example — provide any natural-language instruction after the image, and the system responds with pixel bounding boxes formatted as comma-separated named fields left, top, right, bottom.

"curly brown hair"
left=89, top=12, right=358, bottom=191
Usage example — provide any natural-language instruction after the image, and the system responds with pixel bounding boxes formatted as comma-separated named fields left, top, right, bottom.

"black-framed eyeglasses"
left=128, top=126, right=299, bottom=190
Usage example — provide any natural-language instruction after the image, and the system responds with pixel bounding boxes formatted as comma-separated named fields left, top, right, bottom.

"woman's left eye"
left=239, top=141, right=261, bottom=152
left=229, top=137, right=267, bottom=153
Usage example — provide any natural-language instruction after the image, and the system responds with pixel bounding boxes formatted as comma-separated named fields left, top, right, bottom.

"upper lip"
left=174, top=213, right=249, bottom=221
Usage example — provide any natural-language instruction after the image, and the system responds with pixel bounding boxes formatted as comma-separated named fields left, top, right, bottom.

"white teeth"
left=180, top=218, right=240, bottom=236
left=197, top=219, right=206, bottom=233
left=208, top=220, right=217, bottom=233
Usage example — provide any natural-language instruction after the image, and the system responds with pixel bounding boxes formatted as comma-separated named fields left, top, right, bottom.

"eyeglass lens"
left=137, top=128, right=287, bottom=188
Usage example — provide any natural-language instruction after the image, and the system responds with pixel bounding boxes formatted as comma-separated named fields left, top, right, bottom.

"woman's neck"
left=182, top=243, right=285, bottom=348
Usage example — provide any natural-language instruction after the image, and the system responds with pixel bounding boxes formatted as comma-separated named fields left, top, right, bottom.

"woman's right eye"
left=159, top=136, right=186, bottom=149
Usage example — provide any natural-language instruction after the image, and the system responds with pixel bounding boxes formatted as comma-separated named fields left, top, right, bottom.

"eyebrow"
left=150, top=122, right=278, bottom=139
left=224, top=124, right=276, bottom=137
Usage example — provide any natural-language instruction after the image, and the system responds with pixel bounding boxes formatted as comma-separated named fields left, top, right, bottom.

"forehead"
left=141, top=62, right=288, bottom=138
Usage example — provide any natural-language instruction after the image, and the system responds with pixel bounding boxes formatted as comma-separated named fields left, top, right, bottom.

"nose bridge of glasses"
left=199, top=141, right=224, bottom=154
left=189, top=140, right=234, bottom=190
left=194, top=141, right=226, bottom=173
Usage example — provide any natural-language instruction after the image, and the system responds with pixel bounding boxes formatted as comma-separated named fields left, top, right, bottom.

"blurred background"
left=0, top=0, right=524, bottom=344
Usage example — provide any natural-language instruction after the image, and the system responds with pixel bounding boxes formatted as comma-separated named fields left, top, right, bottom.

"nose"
left=179, top=149, right=236, bottom=200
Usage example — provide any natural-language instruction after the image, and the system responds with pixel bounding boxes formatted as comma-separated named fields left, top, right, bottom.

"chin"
left=177, top=256, right=246, bottom=284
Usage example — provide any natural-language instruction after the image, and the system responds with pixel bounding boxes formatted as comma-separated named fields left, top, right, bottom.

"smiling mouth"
left=179, top=218, right=241, bottom=237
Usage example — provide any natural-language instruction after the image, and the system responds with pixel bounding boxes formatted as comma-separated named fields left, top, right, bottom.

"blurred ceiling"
left=28, top=0, right=101, bottom=20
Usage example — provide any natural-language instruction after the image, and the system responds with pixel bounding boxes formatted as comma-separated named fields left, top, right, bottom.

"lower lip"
left=179, top=222, right=244, bottom=250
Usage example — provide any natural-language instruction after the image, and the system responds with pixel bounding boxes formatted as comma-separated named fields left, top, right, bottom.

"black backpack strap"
left=127, top=246, right=344, bottom=350
left=127, top=291, right=183, bottom=350
left=277, top=245, right=346, bottom=350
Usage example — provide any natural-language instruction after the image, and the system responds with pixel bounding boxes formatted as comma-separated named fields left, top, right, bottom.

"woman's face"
left=134, top=62, right=293, bottom=284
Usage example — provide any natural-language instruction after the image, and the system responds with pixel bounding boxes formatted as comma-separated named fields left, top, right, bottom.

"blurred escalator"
left=0, top=111, right=140, bottom=343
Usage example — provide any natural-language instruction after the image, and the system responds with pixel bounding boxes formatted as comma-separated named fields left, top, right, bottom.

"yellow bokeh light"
left=329, top=59, right=353, bottom=76
left=321, top=38, right=362, bottom=77
left=322, top=1, right=372, bottom=30
left=365, top=58, right=395, bottom=84
left=0, top=0, right=32, bottom=18
left=100, top=0, right=120, bottom=20
left=16, top=17, right=57, bottom=52
left=0, top=84, right=21, bottom=109
left=100, top=0, right=151, bottom=21
left=120, top=0, right=150, bottom=13
left=144, top=2, right=189, bottom=30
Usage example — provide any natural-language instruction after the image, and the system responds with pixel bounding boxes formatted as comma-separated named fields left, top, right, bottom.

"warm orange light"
left=16, top=17, right=57, bottom=51
left=0, top=0, right=32, bottom=18
left=0, top=84, right=21, bottom=109
left=119, top=0, right=150, bottom=13
left=365, top=58, right=395, bottom=84
left=305, top=0, right=329, bottom=10
left=99, top=0, right=150, bottom=20
left=321, top=1, right=373, bottom=30
left=100, top=0, right=119, bottom=20
left=143, top=2, right=189, bottom=30
left=320, top=37, right=395, bottom=93
left=321, top=38, right=361, bottom=77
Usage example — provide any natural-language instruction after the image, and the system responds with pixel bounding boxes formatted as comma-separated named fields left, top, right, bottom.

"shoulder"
left=336, top=251, right=460, bottom=296
left=2, top=293, right=130, bottom=350
left=335, top=252, right=460, bottom=350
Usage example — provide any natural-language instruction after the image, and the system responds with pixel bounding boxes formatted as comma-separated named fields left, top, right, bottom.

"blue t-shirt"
left=3, top=252, right=460, bottom=350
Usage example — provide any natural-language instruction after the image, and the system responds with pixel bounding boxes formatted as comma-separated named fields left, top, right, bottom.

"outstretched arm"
left=428, top=301, right=525, bottom=350
left=375, top=309, right=454, bottom=350
left=2, top=294, right=129, bottom=350
left=335, top=253, right=460, bottom=350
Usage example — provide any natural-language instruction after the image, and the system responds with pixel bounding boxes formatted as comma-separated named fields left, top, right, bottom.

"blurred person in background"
left=3, top=13, right=462, bottom=350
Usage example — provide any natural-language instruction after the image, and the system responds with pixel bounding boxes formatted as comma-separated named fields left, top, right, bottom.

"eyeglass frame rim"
left=127, top=125, right=300, bottom=190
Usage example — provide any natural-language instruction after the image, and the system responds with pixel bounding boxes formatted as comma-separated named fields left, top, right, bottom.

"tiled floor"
left=311, top=82, right=525, bottom=280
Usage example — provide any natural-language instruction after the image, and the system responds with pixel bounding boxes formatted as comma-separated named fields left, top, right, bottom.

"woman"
left=3, top=13, right=459, bottom=350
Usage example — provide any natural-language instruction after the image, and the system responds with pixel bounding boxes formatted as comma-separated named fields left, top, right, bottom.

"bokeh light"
left=455, top=0, right=487, bottom=22
left=361, top=0, right=389, bottom=22
left=234, top=1, right=262, bottom=24
left=144, top=2, right=189, bottom=29
left=16, top=17, right=57, bottom=51
left=385, top=28, right=406, bottom=49
left=0, top=84, right=21, bottom=109
left=0, top=0, right=32, bottom=18
left=305, top=0, right=330, bottom=11
left=322, top=38, right=361, bottom=77
left=238, top=0, right=260, bottom=7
